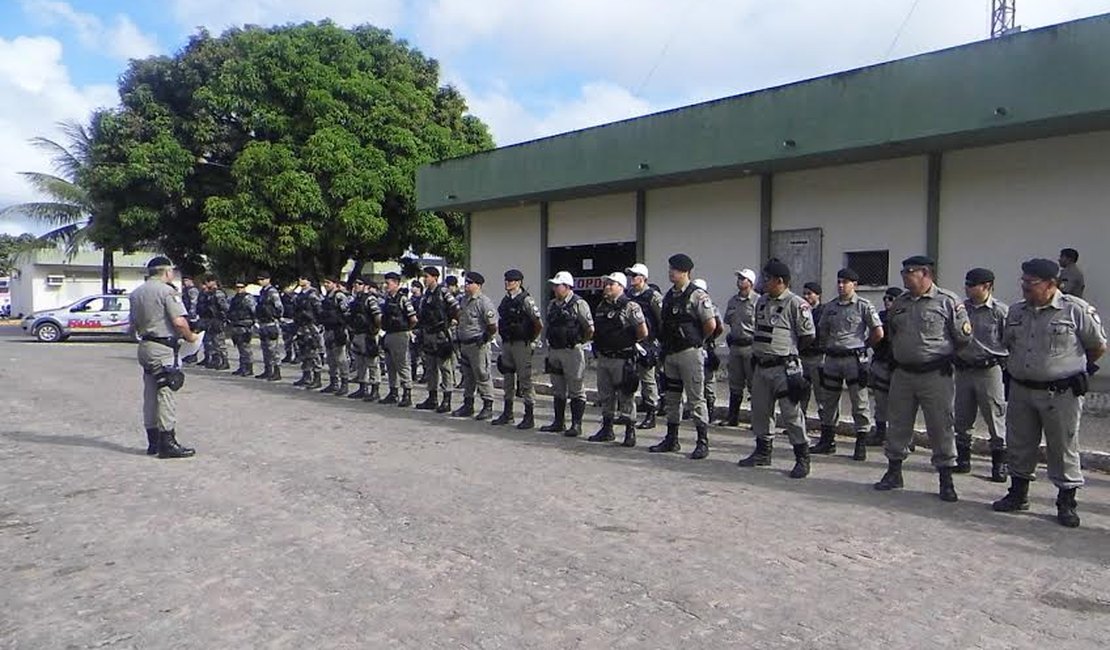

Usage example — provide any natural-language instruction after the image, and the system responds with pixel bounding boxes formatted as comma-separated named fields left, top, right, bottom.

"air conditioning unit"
left=45, top=274, right=65, bottom=287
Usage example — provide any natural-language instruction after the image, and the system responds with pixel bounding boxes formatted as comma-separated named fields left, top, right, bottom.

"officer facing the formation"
left=452, top=272, right=499, bottom=420
left=492, top=269, right=544, bottom=429
left=811, top=268, right=883, bottom=461
left=866, top=286, right=903, bottom=447
left=954, top=268, right=1009, bottom=481
left=254, top=271, right=284, bottom=381
left=292, top=275, right=324, bottom=390
left=346, top=277, right=384, bottom=402
left=416, top=267, right=461, bottom=413
left=130, top=256, right=198, bottom=459
left=227, top=281, right=257, bottom=377
left=624, top=263, right=663, bottom=430
left=874, top=255, right=972, bottom=502
left=380, top=272, right=419, bottom=407
left=319, top=277, right=352, bottom=396
left=651, top=254, right=718, bottom=460
left=993, top=258, right=1106, bottom=528
left=180, top=276, right=201, bottom=363
left=721, top=268, right=759, bottom=427
left=589, top=272, right=648, bottom=447
left=540, top=271, right=594, bottom=437
left=198, top=274, right=230, bottom=370
left=738, top=260, right=816, bottom=477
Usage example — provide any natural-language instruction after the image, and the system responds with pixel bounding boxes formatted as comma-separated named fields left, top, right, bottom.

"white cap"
left=603, top=272, right=628, bottom=288
left=693, top=278, right=707, bottom=291
left=624, top=263, right=650, bottom=279
left=548, top=271, right=575, bottom=287
left=735, top=268, right=757, bottom=285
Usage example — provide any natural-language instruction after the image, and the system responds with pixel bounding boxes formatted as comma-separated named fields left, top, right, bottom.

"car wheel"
left=34, top=322, right=62, bottom=343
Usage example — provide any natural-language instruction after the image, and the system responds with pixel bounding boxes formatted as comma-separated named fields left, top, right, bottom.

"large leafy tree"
left=91, top=21, right=492, bottom=282
left=0, top=233, right=37, bottom=277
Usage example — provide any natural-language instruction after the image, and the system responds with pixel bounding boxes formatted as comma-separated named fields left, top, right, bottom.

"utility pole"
left=991, top=1, right=1018, bottom=38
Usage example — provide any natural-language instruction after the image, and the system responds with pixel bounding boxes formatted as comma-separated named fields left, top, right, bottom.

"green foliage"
left=0, top=233, right=37, bottom=276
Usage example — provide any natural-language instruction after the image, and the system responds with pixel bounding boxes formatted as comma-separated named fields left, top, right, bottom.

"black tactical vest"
left=661, top=284, right=703, bottom=353
left=228, top=293, right=255, bottom=327
left=382, top=293, right=410, bottom=332
left=293, top=288, right=321, bottom=325
left=627, top=287, right=659, bottom=339
left=593, top=296, right=637, bottom=353
left=255, top=286, right=281, bottom=322
left=320, top=290, right=348, bottom=329
left=419, top=286, right=450, bottom=333
left=348, top=293, right=372, bottom=333
left=498, top=291, right=534, bottom=342
left=547, top=295, right=584, bottom=350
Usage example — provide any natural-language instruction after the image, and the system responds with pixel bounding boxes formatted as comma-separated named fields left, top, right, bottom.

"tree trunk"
left=100, top=248, right=115, bottom=294
left=346, top=259, right=365, bottom=287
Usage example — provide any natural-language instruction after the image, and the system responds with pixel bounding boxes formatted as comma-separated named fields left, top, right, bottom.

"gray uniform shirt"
left=130, top=278, right=187, bottom=338
left=958, top=297, right=1008, bottom=363
left=887, top=284, right=972, bottom=365
left=458, top=292, right=498, bottom=340
left=1004, top=291, right=1106, bottom=382
left=1059, top=264, right=1085, bottom=298
left=819, top=294, right=881, bottom=352
left=546, top=293, right=595, bottom=338
left=752, top=289, right=816, bottom=357
left=724, top=291, right=759, bottom=343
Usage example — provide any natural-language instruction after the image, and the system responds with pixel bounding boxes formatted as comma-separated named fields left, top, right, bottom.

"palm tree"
left=0, top=120, right=115, bottom=293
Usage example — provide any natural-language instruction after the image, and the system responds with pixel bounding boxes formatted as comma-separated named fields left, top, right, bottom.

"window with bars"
left=844, top=250, right=889, bottom=287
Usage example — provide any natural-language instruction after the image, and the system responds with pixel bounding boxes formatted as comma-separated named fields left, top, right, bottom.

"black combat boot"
left=254, top=366, right=271, bottom=379
left=232, top=364, right=245, bottom=376
left=637, top=409, right=656, bottom=430
left=333, top=379, right=349, bottom=397
left=145, top=428, right=159, bottom=455
left=415, top=391, right=439, bottom=410
left=379, top=388, right=398, bottom=404
left=397, top=388, right=412, bottom=407
left=809, top=425, right=837, bottom=455
left=649, top=424, right=681, bottom=452
left=564, top=398, right=585, bottom=437
left=348, top=383, right=368, bottom=399
left=737, top=438, right=772, bottom=467
left=990, top=449, right=1008, bottom=483
left=852, top=431, right=867, bottom=461
left=719, top=393, right=741, bottom=427
left=476, top=399, right=494, bottom=421
left=540, top=399, right=566, bottom=433
left=243, top=363, right=254, bottom=377
left=992, top=476, right=1030, bottom=512
left=789, top=442, right=810, bottom=478
left=866, top=421, right=887, bottom=447
left=938, top=467, right=958, bottom=502
left=216, top=355, right=231, bottom=371
left=268, top=366, right=282, bottom=381
left=690, top=424, right=709, bottom=460
left=516, top=403, right=535, bottom=430
left=588, top=416, right=615, bottom=442
left=365, top=384, right=381, bottom=402
left=1056, top=488, right=1080, bottom=528
left=157, top=430, right=195, bottom=459
left=954, top=443, right=972, bottom=474
left=436, top=393, right=452, bottom=414
left=621, top=421, right=636, bottom=447
left=306, top=371, right=323, bottom=390
left=319, top=376, right=338, bottom=394
left=293, top=370, right=310, bottom=387
left=452, top=397, right=476, bottom=417
left=873, top=459, right=904, bottom=490
left=491, top=401, right=515, bottom=425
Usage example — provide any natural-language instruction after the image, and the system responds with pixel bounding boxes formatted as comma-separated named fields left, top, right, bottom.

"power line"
left=634, top=0, right=704, bottom=97
left=884, top=0, right=923, bottom=59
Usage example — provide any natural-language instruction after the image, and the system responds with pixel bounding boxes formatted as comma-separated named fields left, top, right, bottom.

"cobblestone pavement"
left=2, top=336, right=1109, bottom=649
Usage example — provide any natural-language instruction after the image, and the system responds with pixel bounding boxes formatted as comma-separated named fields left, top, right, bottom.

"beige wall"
left=940, top=131, right=1110, bottom=310
left=468, top=204, right=543, bottom=293
left=548, top=193, right=635, bottom=247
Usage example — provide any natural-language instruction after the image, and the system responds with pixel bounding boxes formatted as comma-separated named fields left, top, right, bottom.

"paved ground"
left=2, top=333, right=1110, bottom=649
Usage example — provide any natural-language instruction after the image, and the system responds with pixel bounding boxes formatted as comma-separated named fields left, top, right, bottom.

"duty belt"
left=800, top=348, right=823, bottom=358
left=459, top=336, right=484, bottom=345
left=825, top=348, right=865, bottom=358
left=598, top=348, right=636, bottom=359
left=727, top=337, right=753, bottom=348
left=1011, top=375, right=1079, bottom=392
left=755, top=355, right=795, bottom=368
left=140, top=334, right=178, bottom=348
left=955, top=356, right=1005, bottom=370
left=894, top=358, right=953, bottom=374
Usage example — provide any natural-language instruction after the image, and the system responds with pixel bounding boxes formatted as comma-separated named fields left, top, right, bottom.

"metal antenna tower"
left=991, top=1, right=1018, bottom=38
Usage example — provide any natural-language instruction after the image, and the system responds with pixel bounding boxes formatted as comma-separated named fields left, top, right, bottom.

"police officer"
left=292, top=275, right=324, bottom=390
left=590, top=271, right=648, bottom=447
left=453, top=272, right=499, bottom=419
left=738, top=260, right=816, bottom=477
left=993, top=258, right=1106, bottom=528
left=690, top=278, right=724, bottom=422
left=492, top=269, right=544, bottom=429
left=380, top=272, right=418, bottom=407
left=811, top=268, right=883, bottom=461
left=954, top=268, right=1009, bottom=481
left=651, top=254, right=718, bottom=460
left=279, top=284, right=298, bottom=364
left=1057, top=248, right=1085, bottom=298
left=866, top=287, right=903, bottom=447
left=540, top=271, right=594, bottom=437
left=445, top=274, right=463, bottom=388
left=416, top=267, right=461, bottom=413
left=624, top=263, right=663, bottom=430
left=130, top=256, right=198, bottom=458
left=346, top=277, right=384, bottom=402
left=800, top=281, right=826, bottom=420
left=198, top=274, right=230, bottom=370
left=721, top=268, right=759, bottom=427
left=874, top=255, right=972, bottom=502
left=180, top=276, right=201, bottom=364
left=227, top=281, right=256, bottom=377
left=254, top=271, right=284, bottom=381
left=409, top=280, right=425, bottom=383
left=319, top=277, right=352, bottom=396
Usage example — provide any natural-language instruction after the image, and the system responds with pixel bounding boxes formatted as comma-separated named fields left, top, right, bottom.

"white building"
left=9, top=250, right=157, bottom=317
left=416, top=16, right=1110, bottom=314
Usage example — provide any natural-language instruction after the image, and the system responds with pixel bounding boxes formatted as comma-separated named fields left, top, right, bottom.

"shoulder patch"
left=954, top=303, right=966, bottom=313
left=962, top=321, right=973, bottom=335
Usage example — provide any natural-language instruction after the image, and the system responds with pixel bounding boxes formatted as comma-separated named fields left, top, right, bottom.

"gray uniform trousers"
left=423, top=350, right=456, bottom=396
left=258, top=324, right=280, bottom=370
left=597, top=356, right=636, bottom=422
left=297, top=325, right=323, bottom=372
left=800, top=352, right=826, bottom=419
left=138, top=341, right=177, bottom=431
left=350, top=333, right=382, bottom=385
left=727, top=344, right=755, bottom=398
left=323, top=330, right=350, bottom=381
left=703, top=348, right=717, bottom=404
left=664, top=347, right=707, bottom=426
left=954, top=365, right=1006, bottom=450
left=884, top=367, right=957, bottom=468
left=870, top=359, right=893, bottom=423
left=383, top=331, right=412, bottom=390
left=202, top=320, right=227, bottom=361
left=751, top=362, right=807, bottom=445
left=818, top=354, right=872, bottom=432
left=637, top=360, right=660, bottom=410
left=1006, top=384, right=1084, bottom=489
left=548, top=346, right=586, bottom=400
left=459, top=341, right=494, bottom=401
left=231, top=326, right=253, bottom=367
left=500, top=340, right=535, bottom=404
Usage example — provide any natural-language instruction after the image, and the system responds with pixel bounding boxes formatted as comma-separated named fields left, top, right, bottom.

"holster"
left=785, top=369, right=810, bottom=405
left=496, top=355, right=509, bottom=374
left=856, top=357, right=871, bottom=389
left=619, top=358, right=640, bottom=393
left=704, top=347, right=721, bottom=373
left=151, top=366, right=185, bottom=391
left=1071, top=373, right=1090, bottom=397
left=1002, top=369, right=1011, bottom=401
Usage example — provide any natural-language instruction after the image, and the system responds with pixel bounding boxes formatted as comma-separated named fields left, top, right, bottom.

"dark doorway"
left=547, top=242, right=636, bottom=312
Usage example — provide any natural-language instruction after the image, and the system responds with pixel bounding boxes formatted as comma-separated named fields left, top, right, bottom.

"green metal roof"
left=417, top=13, right=1110, bottom=212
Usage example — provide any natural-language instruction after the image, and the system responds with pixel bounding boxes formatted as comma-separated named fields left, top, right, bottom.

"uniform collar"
left=768, top=288, right=794, bottom=302
left=735, top=290, right=754, bottom=300
left=1048, top=289, right=1065, bottom=310
left=908, top=284, right=939, bottom=300
left=836, top=293, right=859, bottom=305
left=557, top=292, right=575, bottom=305
left=967, top=295, right=996, bottom=310
left=507, top=288, right=523, bottom=298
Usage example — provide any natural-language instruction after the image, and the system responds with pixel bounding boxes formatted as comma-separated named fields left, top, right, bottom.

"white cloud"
left=21, top=0, right=160, bottom=60
left=171, top=0, right=405, bottom=32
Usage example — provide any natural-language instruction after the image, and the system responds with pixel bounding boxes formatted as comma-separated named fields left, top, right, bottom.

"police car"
left=20, top=292, right=133, bottom=342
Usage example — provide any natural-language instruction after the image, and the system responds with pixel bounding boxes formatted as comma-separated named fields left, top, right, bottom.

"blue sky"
left=3, top=0, right=1110, bottom=235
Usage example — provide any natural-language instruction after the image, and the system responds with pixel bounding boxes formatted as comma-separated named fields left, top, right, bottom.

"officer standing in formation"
left=380, top=272, right=418, bottom=407
left=292, top=275, right=324, bottom=390
left=492, top=269, right=544, bottom=429
left=453, top=272, right=499, bottom=420
left=540, top=271, right=594, bottom=438
left=721, top=268, right=759, bottom=427
left=993, top=259, right=1105, bottom=528
left=874, top=255, right=972, bottom=502
left=652, top=254, right=717, bottom=460
left=624, top=263, right=663, bottom=430
left=319, top=277, right=352, bottom=396
left=416, top=267, right=460, bottom=413
left=810, top=268, right=883, bottom=461
left=346, top=277, right=384, bottom=402
left=589, top=271, right=648, bottom=447
left=799, top=281, right=826, bottom=420
left=254, top=271, right=284, bottom=381
left=739, top=260, right=816, bottom=477
left=865, top=286, right=903, bottom=447
left=690, top=278, right=724, bottom=422
left=280, top=285, right=298, bottom=364
left=954, top=268, right=1009, bottom=481
left=130, top=256, right=198, bottom=459
left=198, top=274, right=230, bottom=370
left=228, top=281, right=256, bottom=377
left=180, top=276, right=201, bottom=363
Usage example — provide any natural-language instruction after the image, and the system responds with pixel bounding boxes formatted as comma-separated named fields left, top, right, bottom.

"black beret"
left=445, top=275, right=459, bottom=286
left=763, top=260, right=791, bottom=280
left=884, top=287, right=904, bottom=298
left=1021, top=258, right=1060, bottom=281
left=352, top=276, right=367, bottom=284
left=668, top=253, right=694, bottom=272
left=465, top=271, right=485, bottom=285
left=383, top=272, right=401, bottom=281
left=422, top=266, right=440, bottom=278
left=255, top=270, right=272, bottom=279
left=964, top=268, right=995, bottom=285
left=902, top=255, right=935, bottom=268
left=146, top=255, right=174, bottom=271
left=803, top=281, right=822, bottom=295
left=504, top=268, right=524, bottom=281
left=837, top=268, right=860, bottom=282
left=233, top=280, right=247, bottom=287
